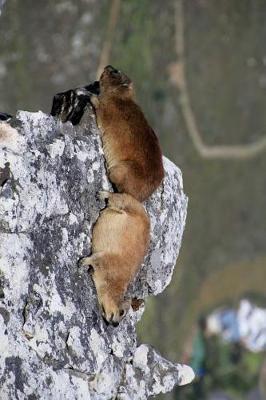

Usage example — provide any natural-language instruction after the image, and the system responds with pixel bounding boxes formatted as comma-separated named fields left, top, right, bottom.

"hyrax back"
left=80, top=191, right=150, bottom=327
left=91, top=65, right=164, bottom=202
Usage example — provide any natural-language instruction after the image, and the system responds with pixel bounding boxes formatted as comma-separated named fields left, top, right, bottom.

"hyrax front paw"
left=78, top=256, right=93, bottom=269
left=98, top=190, right=111, bottom=201
left=79, top=252, right=105, bottom=269
left=98, top=190, right=113, bottom=208
left=131, top=298, right=145, bottom=311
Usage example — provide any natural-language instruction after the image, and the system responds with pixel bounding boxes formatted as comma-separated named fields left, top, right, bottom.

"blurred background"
left=0, top=1, right=265, bottom=399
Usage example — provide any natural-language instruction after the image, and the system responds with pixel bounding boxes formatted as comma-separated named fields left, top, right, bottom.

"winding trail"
left=169, top=0, right=266, bottom=159
left=96, top=0, right=121, bottom=79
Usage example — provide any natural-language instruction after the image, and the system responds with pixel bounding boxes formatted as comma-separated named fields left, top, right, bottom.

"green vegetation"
left=175, top=338, right=264, bottom=400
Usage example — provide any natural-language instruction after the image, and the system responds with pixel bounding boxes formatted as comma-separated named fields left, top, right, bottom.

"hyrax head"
left=98, top=287, right=131, bottom=327
left=100, top=65, right=133, bottom=96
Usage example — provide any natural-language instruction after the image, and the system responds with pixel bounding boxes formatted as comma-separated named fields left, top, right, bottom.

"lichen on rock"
left=0, top=108, right=194, bottom=399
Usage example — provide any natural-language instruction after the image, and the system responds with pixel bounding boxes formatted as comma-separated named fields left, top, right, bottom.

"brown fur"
left=90, top=65, right=164, bottom=202
left=79, top=191, right=150, bottom=326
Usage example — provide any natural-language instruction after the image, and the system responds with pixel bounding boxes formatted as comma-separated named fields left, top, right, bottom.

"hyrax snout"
left=79, top=191, right=150, bottom=326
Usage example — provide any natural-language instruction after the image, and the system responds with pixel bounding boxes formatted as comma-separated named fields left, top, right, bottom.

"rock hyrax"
left=79, top=191, right=150, bottom=327
left=90, top=65, right=164, bottom=202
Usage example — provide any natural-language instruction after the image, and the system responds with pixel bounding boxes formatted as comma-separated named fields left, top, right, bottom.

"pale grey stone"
left=0, top=109, right=193, bottom=399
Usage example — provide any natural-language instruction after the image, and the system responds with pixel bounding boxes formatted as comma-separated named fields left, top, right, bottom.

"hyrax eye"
left=119, top=309, right=125, bottom=317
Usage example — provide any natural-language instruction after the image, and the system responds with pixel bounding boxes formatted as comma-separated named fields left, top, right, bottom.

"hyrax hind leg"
left=79, top=252, right=106, bottom=269
left=99, top=190, right=146, bottom=216
left=99, top=191, right=126, bottom=214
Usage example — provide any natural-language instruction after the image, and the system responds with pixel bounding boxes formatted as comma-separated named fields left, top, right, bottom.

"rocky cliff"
left=0, top=107, right=194, bottom=399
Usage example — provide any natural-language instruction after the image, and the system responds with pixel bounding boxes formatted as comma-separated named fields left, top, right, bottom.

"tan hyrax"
left=90, top=65, right=164, bottom=202
left=79, top=191, right=150, bottom=327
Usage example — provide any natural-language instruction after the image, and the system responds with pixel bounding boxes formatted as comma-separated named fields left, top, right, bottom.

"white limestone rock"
left=0, top=109, right=193, bottom=399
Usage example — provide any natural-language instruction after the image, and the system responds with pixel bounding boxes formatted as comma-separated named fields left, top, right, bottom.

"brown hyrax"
left=90, top=65, right=164, bottom=202
left=79, top=191, right=150, bottom=327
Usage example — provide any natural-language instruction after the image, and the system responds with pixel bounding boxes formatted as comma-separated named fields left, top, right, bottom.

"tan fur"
left=80, top=191, right=150, bottom=326
left=91, top=65, right=164, bottom=202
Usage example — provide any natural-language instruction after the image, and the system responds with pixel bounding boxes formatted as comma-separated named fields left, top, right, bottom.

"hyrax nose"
left=102, top=317, right=119, bottom=327
left=109, top=312, right=119, bottom=327
left=105, top=65, right=118, bottom=74
left=108, top=312, right=120, bottom=327
left=102, top=316, right=109, bottom=326
left=101, top=312, right=119, bottom=327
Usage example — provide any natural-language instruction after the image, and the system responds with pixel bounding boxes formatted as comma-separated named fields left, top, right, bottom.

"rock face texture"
left=0, top=108, right=193, bottom=399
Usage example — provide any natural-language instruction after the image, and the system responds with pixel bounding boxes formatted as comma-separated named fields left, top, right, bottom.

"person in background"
left=189, top=317, right=208, bottom=399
